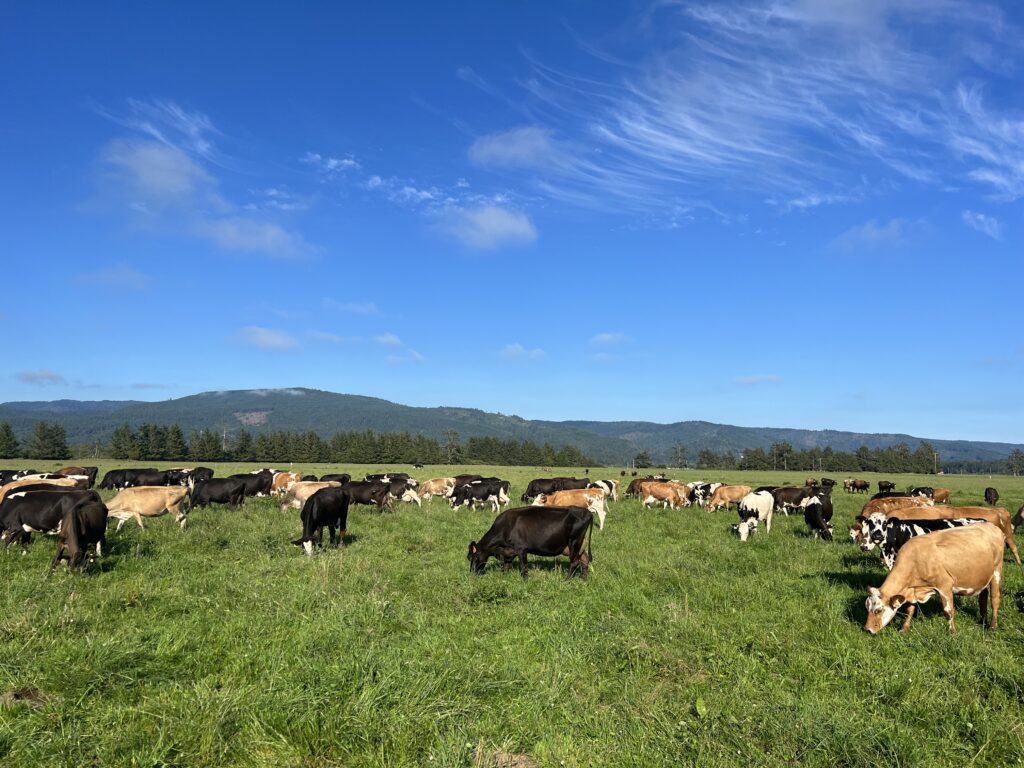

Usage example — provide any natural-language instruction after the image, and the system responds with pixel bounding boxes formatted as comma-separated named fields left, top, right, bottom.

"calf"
left=864, top=524, right=1004, bottom=634
left=291, top=487, right=349, bottom=555
left=51, top=501, right=108, bottom=573
left=985, top=487, right=999, bottom=506
left=534, top=488, right=608, bottom=529
left=467, top=505, right=593, bottom=579
left=856, top=511, right=988, bottom=569
left=734, top=491, right=773, bottom=541
left=190, top=478, right=246, bottom=509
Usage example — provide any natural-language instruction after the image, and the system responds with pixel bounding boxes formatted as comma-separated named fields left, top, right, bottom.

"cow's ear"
left=868, top=587, right=880, bottom=598
left=469, top=542, right=477, bottom=553
left=888, top=594, right=904, bottom=608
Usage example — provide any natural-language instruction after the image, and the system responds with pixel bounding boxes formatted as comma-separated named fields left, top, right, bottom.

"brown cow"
left=534, top=488, right=608, bottom=529
left=860, top=495, right=934, bottom=518
left=637, top=481, right=688, bottom=511
left=864, top=523, right=1004, bottom=634
left=418, top=477, right=456, bottom=502
left=706, top=485, right=752, bottom=512
left=106, top=486, right=191, bottom=531
left=882, top=505, right=1020, bottom=566
left=279, top=481, right=342, bottom=512
left=271, top=471, right=304, bottom=495
left=805, top=478, right=818, bottom=487
left=931, top=487, right=951, bottom=504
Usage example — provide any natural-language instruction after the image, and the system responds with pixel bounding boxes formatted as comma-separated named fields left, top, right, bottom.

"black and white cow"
left=467, top=505, right=593, bottom=579
left=856, top=511, right=988, bottom=569
left=451, top=478, right=510, bottom=513
left=341, top=481, right=392, bottom=510
left=99, top=468, right=160, bottom=490
left=291, top=487, right=349, bottom=555
left=190, top=478, right=247, bottom=508
left=734, top=491, right=774, bottom=542
left=51, top=501, right=108, bottom=573
left=770, top=486, right=817, bottom=516
left=799, top=492, right=834, bottom=541
left=908, top=486, right=935, bottom=499
left=0, top=469, right=37, bottom=485
left=0, top=489, right=101, bottom=552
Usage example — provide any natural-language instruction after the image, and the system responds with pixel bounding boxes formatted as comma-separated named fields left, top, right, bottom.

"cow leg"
left=49, top=543, right=66, bottom=572
left=115, top=517, right=127, bottom=533
left=990, top=575, right=1001, bottom=629
left=765, top=510, right=773, bottom=535
left=899, top=604, right=916, bottom=634
left=337, top=528, right=346, bottom=548
left=940, top=591, right=956, bottom=634
left=519, top=550, right=529, bottom=579
left=978, top=587, right=989, bottom=628
left=328, top=524, right=337, bottom=547
left=135, top=511, right=145, bottom=529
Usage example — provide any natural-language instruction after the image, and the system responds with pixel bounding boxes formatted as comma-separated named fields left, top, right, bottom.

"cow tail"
left=586, top=513, right=594, bottom=566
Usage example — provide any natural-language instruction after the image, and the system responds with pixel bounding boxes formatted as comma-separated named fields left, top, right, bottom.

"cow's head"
left=735, top=518, right=757, bottom=541
left=799, top=495, right=821, bottom=509
left=864, top=587, right=903, bottom=634
left=467, top=541, right=487, bottom=574
left=860, top=512, right=889, bottom=551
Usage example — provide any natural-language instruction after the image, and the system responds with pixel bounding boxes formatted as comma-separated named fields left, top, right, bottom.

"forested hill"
left=0, top=387, right=1020, bottom=465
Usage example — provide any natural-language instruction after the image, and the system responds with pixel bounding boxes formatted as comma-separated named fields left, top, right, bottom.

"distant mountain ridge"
left=0, top=387, right=1019, bottom=465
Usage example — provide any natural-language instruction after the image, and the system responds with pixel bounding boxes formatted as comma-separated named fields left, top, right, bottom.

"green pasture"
left=1, top=462, right=1023, bottom=767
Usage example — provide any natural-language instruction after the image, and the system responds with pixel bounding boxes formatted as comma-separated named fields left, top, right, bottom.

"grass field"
left=1, top=462, right=1023, bottom=767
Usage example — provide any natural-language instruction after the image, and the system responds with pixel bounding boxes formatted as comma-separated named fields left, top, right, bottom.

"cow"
left=105, top=486, right=191, bottom=531
left=588, top=479, right=620, bottom=501
left=1015, top=503, right=1024, bottom=531
left=770, top=486, right=817, bottom=516
left=413, top=462, right=425, bottom=469
left=57, top=466, right=99, bottom=489
left=688, top=482, right=721, bottom=507
left=190, top=467, right=215, bottom=484
left=417, top=477, right=456, bottom=502
left=985, top=487, right=999, bottom=506
left=190, top=478, right=247, bottom=509
left=819, top=477, right=837, bottom=488
left=863, top=523, right=1004, bottom=634
left=0, top=489, right=102, bottom=552
left=279, top=481, right=343, bottom=512
left=301, top=474, right=318, bottom=481
left=228, top=471, right=274, bottom=497
left=319, top=473, right=352, bottom=485
left=365, top=472, right=410, bottom=483
left=805, top=478, right=818, bottom=487
left=706, top=485, right=752, bottom=512
left=521, top=477, right=585, bottom=502
left=50, top=501, right=108, bottom=573
left=878, top=480, right=896, bottom=493
left=271, top=471, right=304, bottom=495
left=124, top=469, right=190, bottom=487
left=0, top=476, right=78, bottom=502
left=855, top=511, right=989, bottom=569
left=932, top=487, right=951, bottom=504
left=874, top=505, right=1021, bottom=567
left=734, top=491, right=773, bottom=542
left=340, top=480, right=393, bottom=511
left=98, top=468, right=159, bottom=490
left=534, top=488, right=608, bottom=529
left=637, top=482, right=689, bottom=511
left=870, top=491, right=914, bottom=500
left=799, top=493, right=834, bottom=540
left=451, top=479, right=510, bottom=514
left=467, top=505, right=593, bottom=579
left=909, top=486, right=935, bottom=498
left=0, top=469, right=36, bottom=484
left=291, top=487, right=350, bottom=555
left=386, top=477, right=421, bottom=506
left=850, top=479, right=870, bottom=494
left=451, top=474, right=484, bottom=490
left=859, top=495, right=934, bottom=519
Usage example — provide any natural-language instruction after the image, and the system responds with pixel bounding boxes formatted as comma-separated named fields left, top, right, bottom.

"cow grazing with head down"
left=854, top=511, right=988, bottom=569
left=279, top=481, right=342, bottom=512
left=877, top=480, right=896, bottom=493
left=534, top=488, right=608, bottom=529
left=291, top=487, right=349, bottom=555
left=706, top=485, right=751, bottom=512
left=909, top=486, right=935, bottom=499
left=872, top=504, right=1021, bottom=567
left=799, top=493, right=834, bottom=540
left=734, top=491, right=773, bottom=542
left=51, top=501, right=108, bottom=573
left=638, top=481, right=690, bottom=510
left=0, top=489, right=102, bottom=552
left=467, top=505, right=593, bottom=579
left=228, top=471, right=275, bottom=498
left=588, top=479, right=619, bottom=501
left=105, top=486, right=191, bottom=531
left=271, top=472, right=304, bottom=495
left=985, top=487, right=999, bottom=506
left=864, top=523, right=1004, bottom=634
left=451, top=479, right=510, bottom=513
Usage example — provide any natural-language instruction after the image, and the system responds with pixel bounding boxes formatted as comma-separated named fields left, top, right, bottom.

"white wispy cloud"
left=590, top=332, right=628, bottom=346
left=961, top=209, right=1002, bottom=240
left=75, top=263, right=152, bottom=291
left=306, top=330, right=357, bottom=344
left=16, top=369, right=67, bottom=385
left=191, top=217, right=311, bottom=258
left=435, top=205, right=537, bottom=249
left=237, top=326, right=298, bottom=351
left=830, top=218, right=911, bottom=251
left=302, top=151, right=360, bottom=176
left=469, top=126, right=558, bottom=170
left=501, top=343, right=545, bottom=361
left=324, top=299, right=379, bottom=315
left=374, top=332, right=402, bottom=346
left=735, top=374, right=782, bottom=386
left=387, top=349, right=426, bottom=364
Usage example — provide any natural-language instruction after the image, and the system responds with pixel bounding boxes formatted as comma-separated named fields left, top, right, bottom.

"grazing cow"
left=860, top=495, right=934, bottom=519
left=105, top=486, right=191, bottom=531
left=467, top=505, right=593, bottom=579
left=98, top=468, right=159, bottom=490
left=1014, top=503, right=1024, bottom=531
left=279, top=481, right=343, bottom=512
left=319, top=473, right=352, bottom=485
left=0, top=490, right=102, bottom=552
left=0, top=476, right=78, bottom=502
left=875, top=505, right=1021, bottom=566
left=125, top=469, right=190, bottom=487
left=341, top=480, right=393, bottom=511
left=417, top=477, right=456, bottom=502
left=706, top=485, right=752, bottom=512
left=864, top=523, right=1004, bottom=634
left=909, top=486, right=935, bottom=499
left=850, top=479, right=870, bottom=493
left=271, top=471, right=304, bottom=495
left=57, top=466, right=99, bottom=489
left=985, top=487, right=999, bottom=506
left=871, top=491, right=913, bottom=500
left=522, top=477, right=586, bottom=502
left=534, top=488, right=608, bottom=529
left=878, top=480, right=896, bottom=493
left=190, top=478, right=247, bottom=509
left=770, top=486, right=817, bottom=516
left=451, top=479, right=510, bottom=513
left=51, top=501, right=108, bottom=573
left=0, top=469, right=37, bottom=485
left=734, top=491, right=773, bottom=541
left=452, top=474, right=485, bottom=489
left=385, top=477, right=421, bottom=506
left=366, top=472, right=410, bottom=482
left=413, top=462, right=425, bottom=469
left=688, top=482, right=722, bottom=507
left=588, top=479, right=620, bottom=501
left=637, top=482, right=689, bottom=511
left=228, top=471, right=274, bottom=497
left=855, top=511, right=988, bottom=569
left=291, top=487, right=350, bottom=555
left=799, top=493, right=834, bottom=540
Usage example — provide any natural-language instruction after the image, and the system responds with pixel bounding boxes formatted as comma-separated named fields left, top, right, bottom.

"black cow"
left=51, top=501, right=108, bottom=573
left=752, top=485, right=780, bottom=494
left=320, top=473, right=352, bottom=484
left=819, top=477, right=837, bottom=488
left=985, top=487, right=999, bottom=506
left=126, top=469, right=188, bottom=487
left=468, top=505, right=593, bottom=579
left=342, top=481, right=392, bottom=510
left=1014, top=503, right=1024, bottom=531
left=451, top=479, right=510, bottom=513
left=0, top=489, right=101, bottom=552
left=291, top=487, right=349, bottom=555
left=878, top=480, right=896, bottom=493
left=99, top=468, right=158, bottom=490
left=188, top=467, right=215, bottom=484
left=190, top=478, right=246, bottom=508
left=301, top=474, right=319, bottom=481
left=366, top=472, right=409, bottom=482
left=800, top=493, right=834, bottom=541
left=0, top=469, right=37, bottom=485
left=228, top=471, right=274, bottom=497
left=413, top=463, right=425, bottom=469
left=522, top=478, right=561, bottom=502
left=452, top=474, right=484, bottom=487
left=909, top=486, right=935, bottom=498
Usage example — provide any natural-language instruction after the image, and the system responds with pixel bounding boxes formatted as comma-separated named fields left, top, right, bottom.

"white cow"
left=734, top=491, right=774, bottom=542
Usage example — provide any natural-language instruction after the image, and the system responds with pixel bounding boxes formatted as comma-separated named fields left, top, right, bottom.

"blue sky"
left=2, top=1, right=1023, bottom=442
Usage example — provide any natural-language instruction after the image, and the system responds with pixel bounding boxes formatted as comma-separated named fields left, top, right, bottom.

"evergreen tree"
left=190, top=429, right=223, bottom=462
left=670, top=444, right=688, bottom=468
left=24, top=421, right=70, bottom=460
left=109, top=423, right=138, bottom=460
left=633, top=450, right=653, bottom=469
left=0, top=422, right=18, bottom=458
left=443, top=430, right=461, bottom=464
left=165, top=425, right=189, bottom=461
left=1007, top=449, right=1024, bottom=477
left=233, top=429, right=255, bottom=462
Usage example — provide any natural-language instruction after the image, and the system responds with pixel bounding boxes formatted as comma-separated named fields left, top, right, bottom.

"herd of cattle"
left=1, top=465, right=1022, bottom=635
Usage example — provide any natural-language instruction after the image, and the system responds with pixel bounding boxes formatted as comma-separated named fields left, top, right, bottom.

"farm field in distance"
left=2, top=462, right=1024, bottom=767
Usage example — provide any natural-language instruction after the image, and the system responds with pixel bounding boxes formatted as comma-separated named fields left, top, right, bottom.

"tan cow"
left=0, top=476, right=78, bottom=502
left=638, top=481, right=689, bottom=510
left=106, top=486, right=191, bottom=531
left=279, top=481, right=341, bottom=512
left=933, top=487, right=951, bottom=504
left=271, top=471, right=304, bottom=495
left=534, top=488, right=609, bottom=529
left=418, top=477, right=456, bottom=502
left=864, top=523, right=1004, bottom=634
left=882, top=505, right=1021, bottom=566
left=860, top=495, right=933, bottom=518
left=706, top=485, right=752, bottom=512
